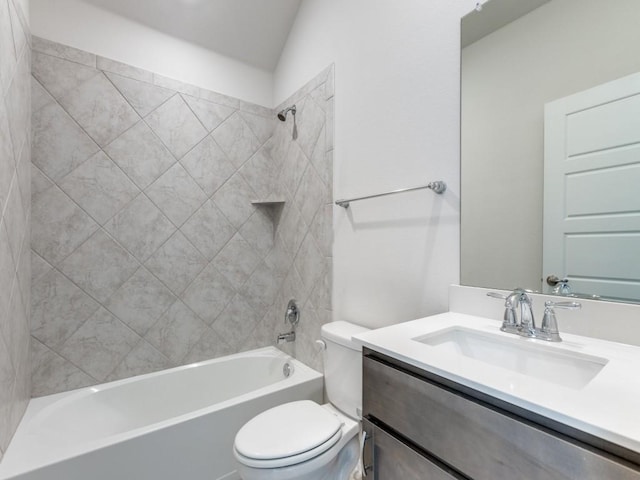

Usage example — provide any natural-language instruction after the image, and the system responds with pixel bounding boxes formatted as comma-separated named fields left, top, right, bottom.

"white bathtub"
left=0, top=347, right=323, bottom=480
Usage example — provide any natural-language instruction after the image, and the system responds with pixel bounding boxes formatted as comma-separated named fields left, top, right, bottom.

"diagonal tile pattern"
left=30, top=38, right=335, bottom=396
left=1, top=0, right=30, bottom=459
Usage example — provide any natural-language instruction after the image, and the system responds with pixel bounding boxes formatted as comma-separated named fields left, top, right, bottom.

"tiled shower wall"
left=31, top=37, right=334, bottom=396
left=0, top=0, right=31, bottom=461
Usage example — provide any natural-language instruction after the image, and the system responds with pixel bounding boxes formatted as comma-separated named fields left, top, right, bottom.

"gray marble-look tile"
left=31, top=76, right=55, bottom=113
left=144, top=300, right=208, bottom=364
left=32, top=101, right=100, bottom=182
left=144, top=231, right=207, bottom=295
left=310, top=204, right=333, bottom=258
left=198, top=88, right=240, bottom=109
left=32, top=36, right=96, bottom=67
left=104, top=194, right=176, bottom=262
left=310, top=130, right=332, bottom=202
left=31, top=51, right=100, bottom=101
left=0, top=100, right=14, bottom=209
left=31, top=339, right=96, bottom=397
left=280, top=140, right=309, bottom=199
left=30, top=165, right=53, bottom=203
left=278, top=203, right=308, bottom=256
left=31, top=186, right=99, bottom=266
left=104, top=120, right=176, bottom=190
left=59, top=229, right=139, bottom=304
left=0, top=0, right=16, bottom=93
left=325, top=97, right=334, bottom=152
left=239, top=144, right=278, bottom=199
left=59, top=73, right=140, bottom=147
left=294, top=233, right=326, bottom=293
left=106, top=73, right=174, bottom=118
left=182, top=328, right=233, bottom=365
left=31, top=250, right=52, bottom=284
left=212, top=233, right=260, bottom=291
left=145, top=94, right=207, bottom=159
left=264, top=234, right=293, bottom=283
left=59, top=306, right=140, bottom=381
left=310, top=262, right=332, bottom=312
left=31, top=268, right=100, bottom=351
left=97, top=56, right=153, bottom=83
left=179, top=134, right=235, bottom=197
left=105, top=267, right=176, bottom=336
left=106, top=340, right=172, bottom=381
left=59, top=151, right=140, bottom=225
left=5, top=49, right=31, bottom=158
left=239, top=209, right=274, bottom=259
left=269, top=121, right=293, bottom=167
left=152, top=74, right=200, bottom=98
left=180, top=200, right=235, bottom=261
left=182, top=263, right=236, bottom=325
left=212, top=113, right=261, bottom=168
left=15, top=135, right=30, bottom=210
left=5, top=284, right=28, bottom=368
left=145, top=162, right=207, bottom=226
left=238, top=101, right=272, bottom=119
left=294, top=163, right=325, bottom=228
left=239, top=261, right=280, bottom=313
left=211, top=173, right=257, bottom=229
left=294, top=97, right=326, bottom=160
left=4, top=180, right=26, bottom=265
left=0, top=222, right=15, bottom=329
left=277, top=266, right=312, bottom=315
left=325, top=65, right=335, bottom=100
left=0, top=332, right=15, bottom=453
left=239, top=111, right=274, bottom=145
left=182, top=95, right=235, bottom=132
left=212, top=294, right=261, bottom=350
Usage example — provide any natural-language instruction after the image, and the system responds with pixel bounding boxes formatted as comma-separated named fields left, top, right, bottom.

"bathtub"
left=0, top=347, right=323, bottom=480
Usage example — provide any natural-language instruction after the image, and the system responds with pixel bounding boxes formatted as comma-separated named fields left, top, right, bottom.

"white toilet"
left=233, top=321, right=370, bottom=480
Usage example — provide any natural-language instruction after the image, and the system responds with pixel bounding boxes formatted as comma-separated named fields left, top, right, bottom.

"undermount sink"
left=414, top=327, right=608, bottom=390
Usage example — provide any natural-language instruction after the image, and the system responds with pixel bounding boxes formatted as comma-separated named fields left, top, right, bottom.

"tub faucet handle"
left=285, top=299, right=299, bottom=327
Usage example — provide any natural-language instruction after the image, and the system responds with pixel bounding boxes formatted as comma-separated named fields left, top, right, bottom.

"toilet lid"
left=234, top=400, right=343, bottom=461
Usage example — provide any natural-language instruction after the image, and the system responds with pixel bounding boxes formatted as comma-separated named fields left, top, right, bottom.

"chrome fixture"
left=277, top=299, right=299, bottom=344
left=276, top=105, right=297, bottom=140
left=277, top=105, right=296, bottom=121
left=488, top=289, right=581, bottom=342
left=546, top=275, right=572, bottom=295
left=539, top=300, right=581, bottom=342
left=335, top=180, right=447, bottom=208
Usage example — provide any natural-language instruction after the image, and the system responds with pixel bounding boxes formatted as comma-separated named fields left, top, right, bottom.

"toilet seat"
left=234, top=400, right=344, bottom=469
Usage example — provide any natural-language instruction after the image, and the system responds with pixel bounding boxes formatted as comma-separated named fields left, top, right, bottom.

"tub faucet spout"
left=277, top=331, right=296, bottom=344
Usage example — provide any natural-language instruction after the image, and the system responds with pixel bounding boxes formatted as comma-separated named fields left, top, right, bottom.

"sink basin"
left=414, top=327, right=608, bottom=389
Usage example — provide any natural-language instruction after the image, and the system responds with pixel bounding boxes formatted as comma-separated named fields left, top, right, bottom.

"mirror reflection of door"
left=543, top=72, right=640, bottom=301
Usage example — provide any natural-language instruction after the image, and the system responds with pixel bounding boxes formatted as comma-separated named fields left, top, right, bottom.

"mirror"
left=460, top=0, right=640, bottom=303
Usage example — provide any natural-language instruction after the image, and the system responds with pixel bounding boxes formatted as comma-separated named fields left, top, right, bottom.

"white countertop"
left=354, top=312, right=640, bottom=453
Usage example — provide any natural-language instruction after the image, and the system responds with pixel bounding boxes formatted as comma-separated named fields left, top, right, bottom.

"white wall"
left=461, top=0, right=640, bottom=292
left=275, top=0, right=477, bottom=328
left=29, top=0, right=273, bottom=106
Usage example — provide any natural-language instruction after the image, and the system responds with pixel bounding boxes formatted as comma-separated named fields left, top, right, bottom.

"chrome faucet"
left=488, top=289, right=581, bottom=342
left=277, top=299, right=300, bottom=344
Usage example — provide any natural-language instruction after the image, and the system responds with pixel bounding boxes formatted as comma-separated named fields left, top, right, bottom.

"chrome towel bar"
left=335, top=181, right=446, bottom=208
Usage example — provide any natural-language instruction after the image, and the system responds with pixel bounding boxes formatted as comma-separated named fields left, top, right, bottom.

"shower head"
left=277, top=105, right=296, bottom=121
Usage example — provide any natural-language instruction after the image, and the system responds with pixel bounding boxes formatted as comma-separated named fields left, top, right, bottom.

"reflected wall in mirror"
left=460, top=0, right=640, bottom=303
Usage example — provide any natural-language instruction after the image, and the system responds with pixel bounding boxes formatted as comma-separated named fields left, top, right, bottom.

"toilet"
left=233, top=321, right=370, bottom=480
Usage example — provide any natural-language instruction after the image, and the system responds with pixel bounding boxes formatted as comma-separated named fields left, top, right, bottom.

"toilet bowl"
left=233, top=321, right=369, bottom=480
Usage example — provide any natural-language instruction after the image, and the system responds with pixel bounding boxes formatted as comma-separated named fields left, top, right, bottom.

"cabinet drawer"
left=363, top=355, right=640, bottom=480
left=363, top=418, right=461, bottom=480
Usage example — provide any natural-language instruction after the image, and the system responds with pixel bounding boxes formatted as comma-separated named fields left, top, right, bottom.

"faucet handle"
left=487, top=291, right=519, bottom=333
left=539, top=300, right=581, bottom=342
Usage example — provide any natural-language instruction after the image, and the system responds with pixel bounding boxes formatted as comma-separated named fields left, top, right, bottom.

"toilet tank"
left=321, top=321, right=370, bottom=420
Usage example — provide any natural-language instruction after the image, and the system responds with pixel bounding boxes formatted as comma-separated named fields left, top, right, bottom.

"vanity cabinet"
left=362, top=349, right=640, bottom=480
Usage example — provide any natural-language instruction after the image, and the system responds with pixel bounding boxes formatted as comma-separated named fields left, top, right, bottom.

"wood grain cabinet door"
left=363, top=418, right=463, bottom=480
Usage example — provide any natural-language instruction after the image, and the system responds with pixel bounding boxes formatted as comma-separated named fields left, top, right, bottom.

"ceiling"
left=80, top=0, right=302, bottom=71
